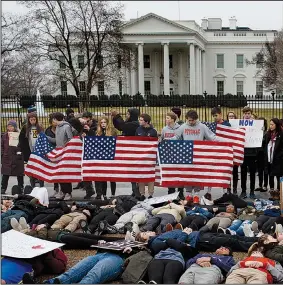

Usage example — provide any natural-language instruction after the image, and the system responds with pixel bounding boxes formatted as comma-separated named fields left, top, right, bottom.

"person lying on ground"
left=178, top=246, right=235, bottom=284
left=225, top=248, right=283, bottom=284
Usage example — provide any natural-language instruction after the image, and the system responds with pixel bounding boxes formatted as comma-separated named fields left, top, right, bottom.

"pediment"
left=233, top=73, right=247, bottom=78
left=122, top=13, right=194, bottom=34
left=214, top=74, right=227, bottom=78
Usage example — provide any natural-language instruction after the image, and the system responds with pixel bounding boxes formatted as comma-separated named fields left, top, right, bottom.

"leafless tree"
left=247, top=30, right=283, bottom=94
left=21, top=0, right=133, bottom=109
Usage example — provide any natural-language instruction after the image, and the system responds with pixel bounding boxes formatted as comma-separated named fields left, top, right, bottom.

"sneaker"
left=249, top=192, right=256, bottom=199
left=105, top=224, right=118, bottom=234
left=254, top=187, right=262, bottom=192
left=260, top=187, right=268, bottom=192
left=84, top=189, right=95, bottom=199
left=149, top=281, right=157, bottom=284
left=226, top=228, right=236, bottom=235
left=19, top=217, right=29, bottom=230
left=63, top=193, right=72, bottom=201
left=139, top=195, right=146, bottom=201
left=204, top=192, right=212, bottom=201
left=251, top=221, right=259, bottom=233
left=200, top=196, right=214, bottom=206
left=10, top=218, right=22, bottom=231
left=239, top=192, right=247, bottom=199
left=232, top=189, right=238, bottom=196
left=148, top=195, right=153, bottom=199
left=138, top=281, right=146, bottom=284
left=275, top=223, right=283, bottom=235
left=165, top=223, right=173, bottom=232
left=217, top=227, right=226, bottom=234
left=55, top=191, right=65, bottom=199
left=174, top=223, right=183, bottom=230
left=193, top=196, right=200, bottom=204
left=22, top=273, right=35, bottom=284
left=243, top=223, right=254, bottom=237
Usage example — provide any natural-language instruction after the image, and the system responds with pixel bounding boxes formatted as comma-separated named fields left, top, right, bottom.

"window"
left=117, top=55, right=121, bottom=69
left=256, top=81, right=263, bottom=97
left=236, top=54, right=244, bottom=69
left=144, top=81, right=151, bottom=95
left=98, top=81, right=105, bottom=96
left=59, top=56, right=66, bottom=69
left=97, top=55, right=103, bottom=69
left=217, top=54, right=224, bottom=69
left=144, top=55, right=150, bottom=69
left=236, top=81, right=244, bottom=96
left=78, top=55, right=84, bottom=69
left=61, top=81, right=67, bottom=96
left=256, top=53, right=263, bottom=68
left=169, top=55, right=173, bottom=68
left=79, top=81, right=86, bottom=92
left=119, top=80, right=122, bottom=96
left=217, top=81, right=224, bottom=96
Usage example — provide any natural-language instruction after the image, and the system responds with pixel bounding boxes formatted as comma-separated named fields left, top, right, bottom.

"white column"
left=126, top=67, right=131, bottom=95
left=137, top=43, right=144, bottom=95
left=189, top=43, right=195, bottom=95
left=178, top=51, right=183, bottom=95
left=195, top=46, right=200, bottom=94
left=202, top=50, right=206, bottom=93
left=130, top=49, right=137, bottom=95
left=199, top=48, right=202, bottom=94
left=163, top=42, right=170, bottom=95
left=154, top=51, right=159, bottom=95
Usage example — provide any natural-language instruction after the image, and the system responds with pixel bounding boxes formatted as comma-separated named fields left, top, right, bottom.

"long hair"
left=267, top=118, right=281, bottom=135
left=96, top=116, right=116, bottom=136
left=226, top=111, right=237, bottom=120
left=25, top=112, right=43, bottom=138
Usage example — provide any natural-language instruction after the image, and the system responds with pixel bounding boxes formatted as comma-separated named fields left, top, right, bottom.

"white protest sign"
left=8, top=132, right=20, bottom=147
left=2, top=230, right=65, bottom=258
left=229, top=119, right=264, bottom=148
left=143, top=192, right=179, bottom=205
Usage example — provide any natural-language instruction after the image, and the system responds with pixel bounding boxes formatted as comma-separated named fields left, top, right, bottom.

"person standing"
left=171, top=107, right=184, bottom=125
left=240, top=106, right=258, bottom=199
left=19, top=112, right=44, bottom=188
left=264, top=118, right=283, bottom=195
left=95, top=117, right=118, bottom=200
left=135, top=114, right=158, bottom=201
left=47, top=112, right=74, bottom=201
left=1, top=121, right=25, bottom=194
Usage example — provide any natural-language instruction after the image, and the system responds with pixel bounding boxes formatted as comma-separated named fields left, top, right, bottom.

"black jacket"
left=265, top=245, right=283, bottom=266
left=135, top=125, right=158, bottom=138
left=114, top=195, right=138, bottom=216
left=83, top=120, right=97, bottom=137
left=45, top=126, right=56, bottom=147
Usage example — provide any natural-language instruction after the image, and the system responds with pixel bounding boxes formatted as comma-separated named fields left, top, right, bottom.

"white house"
left=54, top=13, right=278, bottom=97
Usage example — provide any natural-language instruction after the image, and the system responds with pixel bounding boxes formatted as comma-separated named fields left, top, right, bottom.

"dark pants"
left=257, top=152, right=268, bottom=188
left=232, top=165, right=239, bottom=190
left=266, top=163, right=280, bottom=189
left=197, top=232, right=258, bottom=252
left=147, top=259, right=184, bottom=284
left=131, top=182, right=140, bottom=198
left=29, top=213, right=60, bottom=227
left=241, top=156, right=257, bottom=192
left=213, top=193, right=247, bottom=209
left=1, top=175, right=24, bottom=191
left=30, top=176, right=44, bottom=188
left=60, top=183, right=72, bottom=194
left=168, top=187, right=184, bottom=194
left=84, top=181, right=94, bottom=192
left=142, top=214, right=176, bottom=232
left=1, top=210, right=29, bottom=233
left=88, top=209, right=119, bottom=232
left=54, top=183, right=59, bottom=190
left=256, top=215, right=277, bottom=233
left=95, top=181, right=116, bottom=197
left=180, top=215, right=206, bottom=230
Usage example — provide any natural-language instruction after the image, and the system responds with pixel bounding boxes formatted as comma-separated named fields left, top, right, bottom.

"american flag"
left=202, top=122, right=246, bottom=165
left=82, top=136, right=158, bottom=183
left=25, top=133, right=82, bottom=183
left=158, top=140, right=234, bottom=188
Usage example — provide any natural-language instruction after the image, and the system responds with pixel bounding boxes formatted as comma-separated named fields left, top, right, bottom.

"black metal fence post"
left=271, top=90, right=275, bottom=118
left=203, top=91, right=207, bottom=122
left=15, top=92, right=22, bottom=129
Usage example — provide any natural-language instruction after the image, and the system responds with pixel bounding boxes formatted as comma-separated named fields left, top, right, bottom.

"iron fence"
left=1, top=94, right=283, bottom=134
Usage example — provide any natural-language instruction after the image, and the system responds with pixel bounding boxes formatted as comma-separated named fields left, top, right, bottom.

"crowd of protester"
left=1, top=104, right=283, bottom=284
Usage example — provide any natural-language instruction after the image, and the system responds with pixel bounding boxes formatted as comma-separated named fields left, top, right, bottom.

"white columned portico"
left=178, top=51, right=183, bottom=95
left=199, top=48, right=202, bottom=94
left=189, top=43, right=195, bottom=95
left=201, top=50, right=206, bottom=93
left=137, top=43, right=144, bottom=95
left=126, top=67, right=131, bottom=94
left=154, top=51, right=160, bottom=95
left=195, top=46, right=200, bottom=94
left=162, top=42, right=170, bottom=95
left=130, top=48, right=137, bottom=95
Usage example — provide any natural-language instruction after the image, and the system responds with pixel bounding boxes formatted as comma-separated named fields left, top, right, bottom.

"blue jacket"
left=135, top=125, right=158, bottom=137
left=221, top=120, right=231, bottom=127
left=186, top=253, right=235, bottom=273
left=186, top=206, right=213, bottom=220
left=155, top=248, right=185, bottom=268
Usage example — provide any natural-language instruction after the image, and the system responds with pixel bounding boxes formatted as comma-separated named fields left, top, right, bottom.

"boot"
left=84, top=189, right=95, bottom=199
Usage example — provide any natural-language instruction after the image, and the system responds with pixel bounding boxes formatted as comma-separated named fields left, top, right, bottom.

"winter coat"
left=186, top=206, right=213, bottom=221
left=1, top=133, right=24, bottom=176
left=114, top=195, right=138, bottom=216
left=265, top=245, right=283, bottom=266
left=154, top=248, right=185, bottom=268
left=18, top=125, right=32, bottom=162
left=47, top=121, right=73, bottom=147
left=45, top=126, right=56, bottom=147
left=113, top=109, right=140, bottom=136
left=83, top=121, right=97, bottom=137
left=151, top=203, right=186, bottom=223
left=264, top=131, right=283, bottom=176
left=135, top=125, right=158, bottom=137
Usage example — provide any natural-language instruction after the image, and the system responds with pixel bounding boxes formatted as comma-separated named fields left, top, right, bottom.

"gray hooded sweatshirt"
left=47, top=121, right=73, bottom=147
left=174, top=121, right=218, bottom=141
left=161, top=123, right=180, bottom=140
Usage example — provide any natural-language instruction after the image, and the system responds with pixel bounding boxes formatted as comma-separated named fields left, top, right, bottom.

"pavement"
left=5, top=174, right=270, bottom=202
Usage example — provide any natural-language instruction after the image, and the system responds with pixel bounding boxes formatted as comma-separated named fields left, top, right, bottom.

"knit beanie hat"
left=7, top=120, right=18, bottom=130
left=28, top=106, right=37, bottom=113
left=171, top=107, right=181, bottom=118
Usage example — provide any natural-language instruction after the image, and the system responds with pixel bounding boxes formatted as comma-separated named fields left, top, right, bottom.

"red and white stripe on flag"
left=216, top=124, right=246, bottom=165
left=25, top=137, right=82, bottom=183
left=82, top=136, right=158, bottom=183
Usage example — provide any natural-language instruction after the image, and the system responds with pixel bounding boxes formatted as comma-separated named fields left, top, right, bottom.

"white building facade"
left=55, top=13, right=278, bottom=97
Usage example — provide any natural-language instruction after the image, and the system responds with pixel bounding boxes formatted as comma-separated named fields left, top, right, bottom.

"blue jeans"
left=44, top=253, right=124, bottom=284
left=1, top=210, right=28, bottom=233
left=227, top=219, right=252, bottom=236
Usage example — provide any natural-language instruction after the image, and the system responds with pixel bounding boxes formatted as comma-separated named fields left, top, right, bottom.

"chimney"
left=201, top=18, right=208, bottom=29
left=229, top=16, right=237, bottom=30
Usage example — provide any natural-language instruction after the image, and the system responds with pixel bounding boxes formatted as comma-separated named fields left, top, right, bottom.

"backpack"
left=121, top=250, right=153, bottom=284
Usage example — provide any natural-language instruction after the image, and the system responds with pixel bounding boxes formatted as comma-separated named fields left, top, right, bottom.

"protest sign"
left=91, top=240, right=147, bottom=251
left=2, top=230, right=64, bottom=258
left=8, top=132, right=19, bottom=147
left=229, top=119, right=264, bottom=148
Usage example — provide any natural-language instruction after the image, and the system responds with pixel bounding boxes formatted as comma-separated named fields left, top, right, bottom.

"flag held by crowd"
left=82, top=136, right=158, bottom=183
left=158, top=140, right=234, bottom=188
left=25, top=133, right=82, bottom=183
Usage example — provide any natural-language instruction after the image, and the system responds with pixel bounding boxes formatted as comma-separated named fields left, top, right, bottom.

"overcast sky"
left=2, top=1, right=283, bottom=30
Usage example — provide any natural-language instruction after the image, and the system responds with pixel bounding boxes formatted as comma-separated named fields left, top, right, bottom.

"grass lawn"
left=1, top=106, right=282, bottom=133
